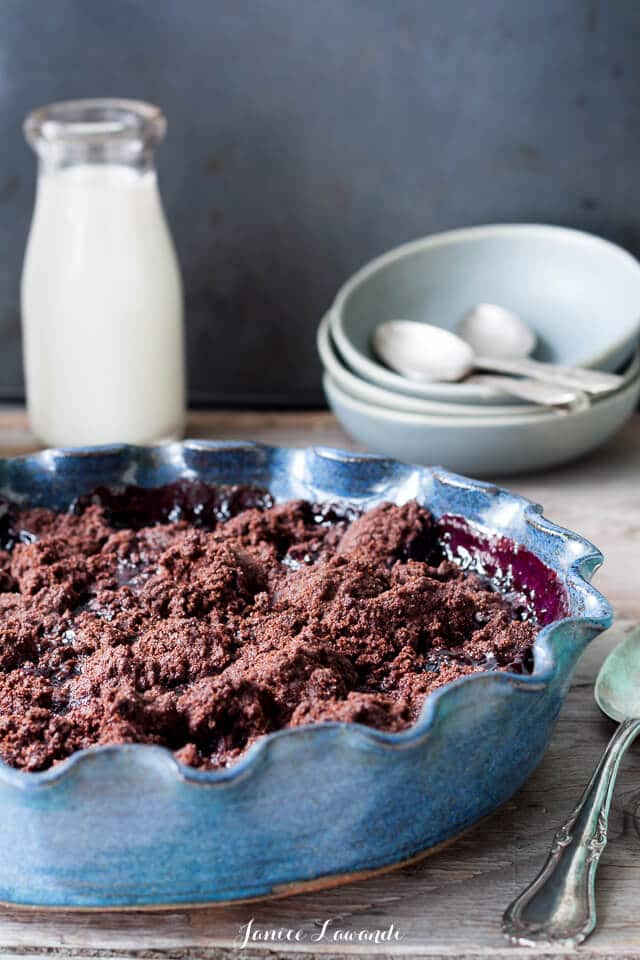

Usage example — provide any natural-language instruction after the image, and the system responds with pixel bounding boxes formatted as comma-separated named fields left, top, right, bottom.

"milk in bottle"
left=22, top=99, right=185, bottom=446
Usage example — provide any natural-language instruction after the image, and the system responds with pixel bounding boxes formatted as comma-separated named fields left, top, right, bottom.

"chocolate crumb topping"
left=0, top=483, right=539, bottom=772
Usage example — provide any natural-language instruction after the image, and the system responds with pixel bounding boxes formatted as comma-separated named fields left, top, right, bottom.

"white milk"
left=21, top=164, right=185, bottom=446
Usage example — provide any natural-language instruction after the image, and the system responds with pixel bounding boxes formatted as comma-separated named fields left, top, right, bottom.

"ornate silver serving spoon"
left=503, top=625, right=640, bottom=947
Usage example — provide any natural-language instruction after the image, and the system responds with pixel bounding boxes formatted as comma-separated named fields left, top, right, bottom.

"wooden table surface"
left=0, top=408, right=639, bottom=960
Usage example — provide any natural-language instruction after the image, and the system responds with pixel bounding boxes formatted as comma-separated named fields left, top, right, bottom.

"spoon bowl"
left=373, top=320, right=473, bottom=383
left=457, top=303, right=537, bottom=360
left=595, top=628, right=640, bottom=722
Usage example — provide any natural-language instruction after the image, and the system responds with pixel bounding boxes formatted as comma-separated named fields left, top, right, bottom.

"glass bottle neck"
left=25, top=98, right=165, bottom=175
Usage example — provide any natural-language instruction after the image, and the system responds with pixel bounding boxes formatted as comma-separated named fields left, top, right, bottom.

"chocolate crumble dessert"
left=0, top=482, right=544, bottom=772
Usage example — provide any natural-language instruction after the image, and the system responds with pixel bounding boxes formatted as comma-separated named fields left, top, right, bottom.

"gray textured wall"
left=1, top=0, right=639, bottom=406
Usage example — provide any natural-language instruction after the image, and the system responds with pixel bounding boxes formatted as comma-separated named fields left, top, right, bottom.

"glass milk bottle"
left=21, top=99, right=185, bottom=447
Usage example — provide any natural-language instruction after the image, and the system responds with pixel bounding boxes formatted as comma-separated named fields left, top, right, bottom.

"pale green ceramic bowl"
left=329, top=224, right=640, bottom=405
left=323, top=347, right=640, bottom=476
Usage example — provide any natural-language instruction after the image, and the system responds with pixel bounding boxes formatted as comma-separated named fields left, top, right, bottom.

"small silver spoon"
left=373, top=319, right=623, bottom=396
left=373, top=322, right=584, bottom=409
left=459, top=307, right=587, bottom=410
left=503, top=624, right=640, bottom=948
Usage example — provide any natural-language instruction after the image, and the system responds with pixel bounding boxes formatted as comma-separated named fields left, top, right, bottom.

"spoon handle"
left=467, top=374, right=588, bottom=411
left=474, top=355, right=624, bottom=396
left=503, top=716, right=640, bottom=947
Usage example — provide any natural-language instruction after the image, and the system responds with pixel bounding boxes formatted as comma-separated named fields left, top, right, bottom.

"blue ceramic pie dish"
left=0, top=442, right=612, bottom=908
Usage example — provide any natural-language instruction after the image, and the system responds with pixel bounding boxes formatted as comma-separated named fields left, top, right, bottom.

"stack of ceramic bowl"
left=319, top=225, right=640, bottom=476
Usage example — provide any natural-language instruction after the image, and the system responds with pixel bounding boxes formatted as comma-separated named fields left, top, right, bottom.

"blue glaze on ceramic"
left=0, top=443, right=612, bottom=908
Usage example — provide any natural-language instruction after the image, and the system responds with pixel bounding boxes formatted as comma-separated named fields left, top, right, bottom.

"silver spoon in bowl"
left=458, top=305, right=589, bottom=407
left=374, top=310, right=623, bottom=397
left=374, top=317, right=585, bottom=409
left=503, top=625, right=640, bottom=947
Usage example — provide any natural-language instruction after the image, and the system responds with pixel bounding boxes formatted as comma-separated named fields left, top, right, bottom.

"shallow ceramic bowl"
left=325, top=345, right=640, bottom=476
left=330, top=224, right=640, bottom=404
left=0, top=444, right=611, bottom=908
